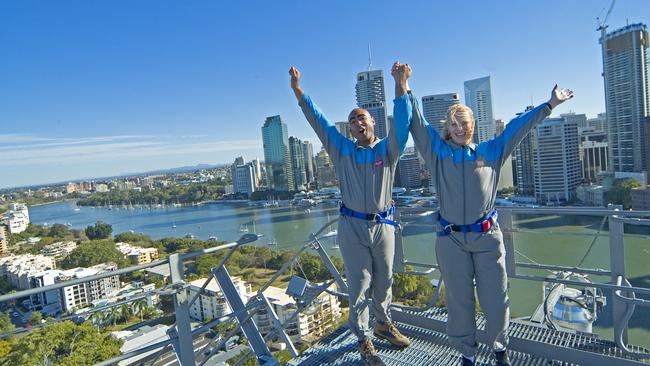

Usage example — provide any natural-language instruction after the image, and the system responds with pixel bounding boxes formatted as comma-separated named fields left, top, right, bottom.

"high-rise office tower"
left=587, top=113, right=607, bottom=133
left=262, top=115, right=294, bottom=192
left=495, top=119, right=505, bottom=136
left=289, top=136, right=307, bottom=191
left=396, top=154, right=421, bottom=189
left=562, top=113, right=588, bottom=133
left=315, top=147, right=337, bottom=188
left=0, top=226, right=7, bottom=256
left=301, top=141, right=315, bottom=184
left=533, top=116, right=582, bottom=204
left=498, top=156, right=514, bottom=191
left=422, top=93, right=460, bottom=135
left=514, top=106, right=536, bottom=195
left=234, top=164, right=256, bottom=195
left=251, top=158, right=262, bottom=185
left=464, top=76, right=496, bottom=143
left=601, top=23, right=649, bottom=172
left=335, top=121, right=353, bottom=140
left=581, top=140, right=609, bottom=184
left=356, top=70, right=388, bottom=139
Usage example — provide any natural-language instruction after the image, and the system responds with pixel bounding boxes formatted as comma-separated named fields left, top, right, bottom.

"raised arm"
left=495, top=85, right=574, bottom=159
left=289, top=67, right=305, bottom=101
left=392, top=61, right=410, bottom=98
left=392, top=63, right=447, bottom=172
left=289, top=66, right=353, bottom=161
left=386, top=62, right=412, bottom=164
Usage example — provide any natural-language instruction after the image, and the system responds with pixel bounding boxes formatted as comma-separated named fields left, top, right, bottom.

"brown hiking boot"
left=373, top=320, right=411, bottom=348
left=359, top=338, right=385, bottom=366
left=495, top=350, right=511, bottom=366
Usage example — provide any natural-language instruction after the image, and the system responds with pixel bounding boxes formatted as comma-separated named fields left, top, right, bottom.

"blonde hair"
left=443, top=104, right=475, bottom=141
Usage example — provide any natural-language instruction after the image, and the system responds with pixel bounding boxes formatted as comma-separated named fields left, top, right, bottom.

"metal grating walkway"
left=289, top=307, right=650, bottom=366
left=288, top=322, right=564, bottom=365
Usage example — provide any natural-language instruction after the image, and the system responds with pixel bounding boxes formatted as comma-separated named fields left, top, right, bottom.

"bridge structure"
left=1, top=207, right=649, bottom=365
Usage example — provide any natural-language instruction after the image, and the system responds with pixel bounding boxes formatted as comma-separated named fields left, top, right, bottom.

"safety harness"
left=339, top=203, right=401, bottom=228
left=437, top=209, right=498, bottom=237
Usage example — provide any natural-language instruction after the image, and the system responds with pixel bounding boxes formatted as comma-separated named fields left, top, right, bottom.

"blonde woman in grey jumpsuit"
left=392, top=63, right=573, bottom=366
left=290, top=64, right=412, bottom=366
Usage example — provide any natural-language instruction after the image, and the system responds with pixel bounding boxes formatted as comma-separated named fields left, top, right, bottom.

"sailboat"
left=331, top=236, right=339, bottom=250
left=322, top=228, right=338, bottom=249
left=322, top=228, right=337, bottom=238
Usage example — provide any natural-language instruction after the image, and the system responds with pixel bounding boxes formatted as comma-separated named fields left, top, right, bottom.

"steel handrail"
left=614, top=276, right=650, bottom=359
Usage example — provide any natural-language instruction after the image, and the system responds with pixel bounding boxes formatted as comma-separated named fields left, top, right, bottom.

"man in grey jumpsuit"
left=290, top=65, right=411, bottom=366
left=392, top=63, right=573, bottom=366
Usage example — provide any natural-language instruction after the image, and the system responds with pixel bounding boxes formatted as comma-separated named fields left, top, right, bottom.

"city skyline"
left=1, top=1, right=647, bottom=189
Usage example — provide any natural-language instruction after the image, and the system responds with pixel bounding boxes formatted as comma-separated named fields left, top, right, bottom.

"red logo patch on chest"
left=374, top=160, right=384, bottom=167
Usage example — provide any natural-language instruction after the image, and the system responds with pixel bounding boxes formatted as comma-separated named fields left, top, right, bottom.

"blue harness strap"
left=339, top=203, right=401, bottom=228
left=437, top=210, right=498, bottom=237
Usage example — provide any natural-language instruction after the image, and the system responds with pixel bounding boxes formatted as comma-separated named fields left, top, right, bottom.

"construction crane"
left=598, top=0, right=616, bottom=88
left=597, top=0, right=616, bottom=36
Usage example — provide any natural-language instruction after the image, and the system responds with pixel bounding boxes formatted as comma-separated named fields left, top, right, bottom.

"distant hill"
left=1, top=163, right=230, bottom=192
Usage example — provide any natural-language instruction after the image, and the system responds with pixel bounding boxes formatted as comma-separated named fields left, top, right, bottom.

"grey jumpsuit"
left=298, top=94, right=410, bottom=340
left=393, top=92, right=551, bottom=357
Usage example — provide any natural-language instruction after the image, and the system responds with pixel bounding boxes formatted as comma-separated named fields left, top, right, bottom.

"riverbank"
left=26, top=200, right=650, bottom=348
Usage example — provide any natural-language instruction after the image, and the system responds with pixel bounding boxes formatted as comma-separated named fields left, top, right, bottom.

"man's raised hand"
left=392, top=61, right=412, bottom=97
left=289, top=66, right=304, bottom=101
left=548, top=84, right=574, bottom=109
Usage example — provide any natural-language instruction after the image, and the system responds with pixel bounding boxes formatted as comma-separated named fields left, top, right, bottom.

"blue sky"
left=1, top=0, right=648, bottom=189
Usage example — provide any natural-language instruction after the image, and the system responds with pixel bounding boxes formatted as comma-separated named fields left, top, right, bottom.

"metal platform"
left=289, top=307, right=650, bottom=366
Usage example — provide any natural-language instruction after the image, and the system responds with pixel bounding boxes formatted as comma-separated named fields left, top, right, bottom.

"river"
left=29, top=200, right=650, bottom=348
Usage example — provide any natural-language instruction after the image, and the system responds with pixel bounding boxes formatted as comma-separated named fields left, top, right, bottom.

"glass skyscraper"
left=601, top=23, right=649, bottom=173
left=356, top=70, right=388, bottom=139
left=262, top=115, right=294, bottom=191
left=464, top=76, right=496, bottom=143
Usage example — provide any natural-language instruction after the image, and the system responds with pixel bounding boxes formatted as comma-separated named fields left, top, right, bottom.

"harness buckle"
left=481, top=219, right=491, bottom=232
left=443, top=224, right=454, bottom=233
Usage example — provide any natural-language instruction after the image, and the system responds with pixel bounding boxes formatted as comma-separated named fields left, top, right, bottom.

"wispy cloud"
left=0, top=135, right=154, bottom=151
left=0, top=134, right=262, bottom=166
left=0, top=134, right=58, bottom=143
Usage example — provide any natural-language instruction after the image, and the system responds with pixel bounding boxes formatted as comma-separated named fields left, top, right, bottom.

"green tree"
left=1, top=321, right=122, bottom=366
left=60, top=240, right=127, bottom=269
left=607, top=178, right=642, bottom=209
left=274, top=349, right=293, bottom=364
left=0, top=339, right=12, bottom=359
left=131, top=298, right=149, bottom=321
left=29, top=311, right=43, bottom=324
left=140, top=306, right=159, bottom=320
left=298, top=253, right=328, bottom=281
left=393, top=270, right=419, bottom=299
left=268, top=251, right=294, bottom=270
left=0, top=312, right=15, bottom=334
left=118, top=304, right=133, bottom=323
left=196, top=253, right=226, bottom=277
left=48, top=224, right=70, bottom=239
left=108, top=306, right=122, bottom=327
left=114, top=232, right=157, bottom=248
left=85, top=221, right=113, bottom=240
left=89, top=311, right=107, bottom=330
left=0, top=277, right=15, bottom=294
left=228, top=350, right=257, bottom=366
